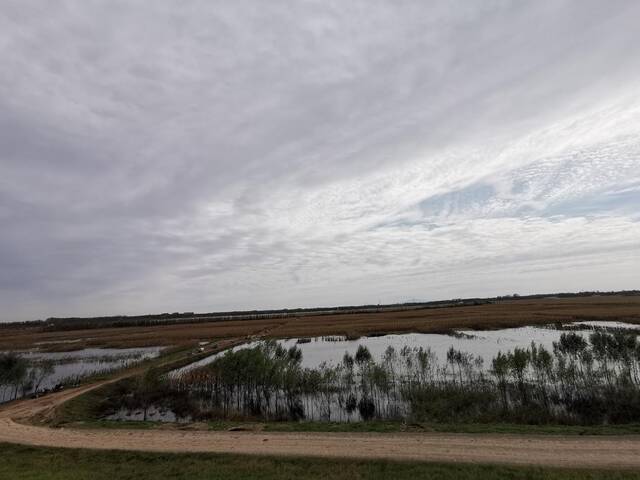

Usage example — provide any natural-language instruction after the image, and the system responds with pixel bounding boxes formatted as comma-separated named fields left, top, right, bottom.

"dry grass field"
left=2, top=295, right=639, bottom=351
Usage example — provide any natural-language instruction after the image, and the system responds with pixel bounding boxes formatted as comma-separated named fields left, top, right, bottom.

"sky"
left=1, top=1, right=640, bottom=322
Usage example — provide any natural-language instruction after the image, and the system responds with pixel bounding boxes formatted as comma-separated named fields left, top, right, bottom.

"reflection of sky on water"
left=176, top=322, right=639, bottom=373
left=0, top=346, right=164, bottom=400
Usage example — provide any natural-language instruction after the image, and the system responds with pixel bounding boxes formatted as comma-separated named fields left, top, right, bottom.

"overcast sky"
left=1, top=1, right=640, bottom=321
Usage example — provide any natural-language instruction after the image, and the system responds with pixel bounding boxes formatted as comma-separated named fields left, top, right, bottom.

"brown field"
left=2, top=295, right=640, bottom=351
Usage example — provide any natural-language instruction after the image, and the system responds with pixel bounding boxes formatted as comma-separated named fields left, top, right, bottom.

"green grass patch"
left=48, top=380, right=131, bottom=426
left=258, top=421, right=640, bottom=435
left=64, top=418, right=640, bottom=436
left=1, top=443, right=638, bottom=480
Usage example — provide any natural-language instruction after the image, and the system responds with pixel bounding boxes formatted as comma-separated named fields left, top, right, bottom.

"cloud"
left=1, top=0, right=639, bottom=320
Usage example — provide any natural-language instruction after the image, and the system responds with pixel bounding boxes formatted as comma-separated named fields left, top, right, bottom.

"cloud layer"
left=1, top=1, right=639, bottom=320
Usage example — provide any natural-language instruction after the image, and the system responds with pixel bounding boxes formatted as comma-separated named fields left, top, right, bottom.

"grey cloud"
left=1, top=1, right=640, bottom=320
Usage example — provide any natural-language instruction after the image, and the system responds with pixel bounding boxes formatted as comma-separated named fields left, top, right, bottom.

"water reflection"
left=175, top=322, right=639, bottom=373
left=0, top=346, right=164, bottom=403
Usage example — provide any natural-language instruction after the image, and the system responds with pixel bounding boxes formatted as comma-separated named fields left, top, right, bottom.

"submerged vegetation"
left=109, top=329, right=640, bottom=426
left=0, top=352, right=54, bottom=402
left=0, top=348, right=162, bottom=403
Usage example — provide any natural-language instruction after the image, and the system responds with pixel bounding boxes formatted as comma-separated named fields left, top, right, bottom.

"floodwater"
left=175, top=321, right=640, bottom=373
left=570, top=320, right=639, bottom=330
left=114, top=321, right=640, bottom=423
left=0, top=346, right=164, bottom=402
left=26, top=347, right=164, bottom=389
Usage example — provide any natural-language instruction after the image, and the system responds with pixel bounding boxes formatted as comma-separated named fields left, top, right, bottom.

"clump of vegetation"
left=105, top=330, right=640, bottom=426
left=101, top=330, right=640, bottom=425
left=0, top=352, right=55, bottom=402
left=405, top=330, right=640, bottom=425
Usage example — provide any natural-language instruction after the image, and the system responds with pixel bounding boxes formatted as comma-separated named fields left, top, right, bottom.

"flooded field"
left=26, top=347, right=163, bottom=386
left=175, top=321, right=640, bottom=373
left=0, top=346, right=163, bottom=403
left=109, top=320, right=640, bottom=424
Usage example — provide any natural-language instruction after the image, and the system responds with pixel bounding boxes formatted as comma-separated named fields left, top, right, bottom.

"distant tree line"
left=2, top=290, right=638, bottom=332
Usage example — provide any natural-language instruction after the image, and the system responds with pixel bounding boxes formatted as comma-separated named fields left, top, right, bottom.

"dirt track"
left=2, top=379, right=640, bottom=469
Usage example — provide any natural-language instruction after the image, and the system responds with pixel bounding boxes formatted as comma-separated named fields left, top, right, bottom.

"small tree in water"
left=492, top=352, right=510, bottom=412
left=0, top=352, right=29, bottom=401
left=358, top=396, right=375, bottom=420
left=137, top=368, right=163, bottom=421
left=355, top=345, right=372, bottom=365
left=508, top=348, right=530, bottom=405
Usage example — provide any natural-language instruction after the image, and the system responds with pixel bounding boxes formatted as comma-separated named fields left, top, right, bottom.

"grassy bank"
left=210, top=420, right=640, bottom=435
left=1, top=443, right=639, bottom=480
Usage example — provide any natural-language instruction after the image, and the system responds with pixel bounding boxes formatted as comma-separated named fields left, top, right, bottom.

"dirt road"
left=2, top=381, right=640, bottom=469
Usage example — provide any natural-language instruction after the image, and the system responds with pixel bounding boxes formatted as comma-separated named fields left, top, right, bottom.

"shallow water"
left=106, top=406, right=189, bottom=423
left=569, top=320, right=640, bottom=330
left=0, top=346, right=164, bottom=402
left=19, top=346, right=164, bottom=362
left=114, top=321, right=640, bottom=424
left=33, top=346, right=163, bottom=388
left=174, top=321, right=640, bottom=373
